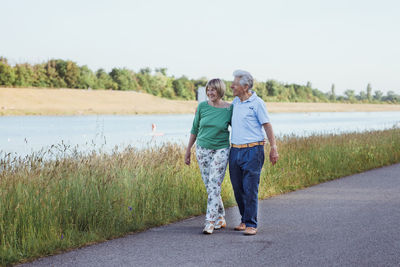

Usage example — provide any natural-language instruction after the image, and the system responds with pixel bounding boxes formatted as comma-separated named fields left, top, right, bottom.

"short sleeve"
left=256, top=99, right=270, bottom=124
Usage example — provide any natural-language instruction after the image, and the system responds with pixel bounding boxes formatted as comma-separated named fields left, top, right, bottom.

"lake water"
left=1, top=111, right=399, bottom=157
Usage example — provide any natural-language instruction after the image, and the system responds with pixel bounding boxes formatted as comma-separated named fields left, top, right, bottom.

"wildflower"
left=61, top=234, right=64, bottom=240
left=128, top=206, right=133, bottom=211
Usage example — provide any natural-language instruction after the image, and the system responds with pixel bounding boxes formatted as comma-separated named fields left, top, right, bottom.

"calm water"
left=1, top=112, right=399, bottom=157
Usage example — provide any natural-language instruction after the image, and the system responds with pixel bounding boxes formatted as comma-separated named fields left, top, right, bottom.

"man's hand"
left=262, top=123, right=279, bottom=165
left=269, top=146, right=279, bottom=165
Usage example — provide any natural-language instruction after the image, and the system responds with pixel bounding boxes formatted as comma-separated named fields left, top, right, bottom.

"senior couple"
left=185, top=70, right=279, bottom=235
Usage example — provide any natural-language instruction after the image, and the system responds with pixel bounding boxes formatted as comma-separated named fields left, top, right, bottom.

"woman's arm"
left=186, top=104, right=201, bottom=165
left=185, top=133, right=197, bottom=165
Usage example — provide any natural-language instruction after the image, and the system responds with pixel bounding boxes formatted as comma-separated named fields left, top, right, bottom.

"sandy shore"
left=1, top=87, right=400, bottom=116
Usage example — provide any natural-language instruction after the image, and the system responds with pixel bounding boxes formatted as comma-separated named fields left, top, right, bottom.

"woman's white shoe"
left=203, top=223, right=215, bottom=234
left=214, top=217, right=226, bottom=230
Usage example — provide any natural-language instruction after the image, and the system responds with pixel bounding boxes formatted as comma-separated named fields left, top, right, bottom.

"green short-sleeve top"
left=190, top=101, right=233, bottom=149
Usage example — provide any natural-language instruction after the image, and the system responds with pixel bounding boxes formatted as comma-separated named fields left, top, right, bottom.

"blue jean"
left=229, top=145, right=265, bottom=228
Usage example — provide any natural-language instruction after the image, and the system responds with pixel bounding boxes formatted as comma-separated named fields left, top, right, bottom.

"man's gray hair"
left=233, top=70, right=253, bottom=90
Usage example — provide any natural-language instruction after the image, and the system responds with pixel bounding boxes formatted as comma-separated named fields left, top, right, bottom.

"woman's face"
left=206, top=86, right=220, bottom=102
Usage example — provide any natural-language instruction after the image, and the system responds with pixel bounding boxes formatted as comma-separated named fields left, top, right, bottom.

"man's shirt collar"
left=241, top=91, right=257, bottom=103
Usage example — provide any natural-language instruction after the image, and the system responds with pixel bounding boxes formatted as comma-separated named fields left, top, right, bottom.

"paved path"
left=21, top=164, right=400, bottom=266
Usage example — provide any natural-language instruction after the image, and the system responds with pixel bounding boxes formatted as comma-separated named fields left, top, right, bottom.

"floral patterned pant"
left=196, top=144, right=230, bottom=223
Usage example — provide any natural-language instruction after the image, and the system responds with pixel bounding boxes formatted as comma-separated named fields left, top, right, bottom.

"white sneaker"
left=203, top=222, right=214, bottom=234
left=214, top=217, right=226, bottom=230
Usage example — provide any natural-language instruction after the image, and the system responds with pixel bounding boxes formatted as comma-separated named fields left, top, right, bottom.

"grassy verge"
left=1, top=128, right=400, bottom=266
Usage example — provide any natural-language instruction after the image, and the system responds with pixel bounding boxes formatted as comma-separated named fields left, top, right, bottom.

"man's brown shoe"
left=244, top=227, right=257, bottom=235
left=234, top=223, right=246, bottom=231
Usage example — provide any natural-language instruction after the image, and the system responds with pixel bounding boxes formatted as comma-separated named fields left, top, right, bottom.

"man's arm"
left=262, top=123, right=279, bottom=165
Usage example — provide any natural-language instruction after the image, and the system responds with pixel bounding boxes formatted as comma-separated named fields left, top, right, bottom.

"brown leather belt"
left=231, top=141, right=265, bottom=148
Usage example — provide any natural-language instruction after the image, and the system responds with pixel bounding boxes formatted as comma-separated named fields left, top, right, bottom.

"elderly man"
left=229, top=70, right=279, bottom=235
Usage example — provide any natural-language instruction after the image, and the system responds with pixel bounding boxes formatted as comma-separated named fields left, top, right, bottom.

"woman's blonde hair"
left=206, top=78, right=226, bottom=98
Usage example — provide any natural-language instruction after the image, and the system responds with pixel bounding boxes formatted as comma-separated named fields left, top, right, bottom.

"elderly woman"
left=229, top=70, right=279, bottom=235
left=185, top=78, right=232, bottom=234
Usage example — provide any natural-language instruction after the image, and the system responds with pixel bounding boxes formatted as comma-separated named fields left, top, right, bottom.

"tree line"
left=0, top=57, right=399, bottom=103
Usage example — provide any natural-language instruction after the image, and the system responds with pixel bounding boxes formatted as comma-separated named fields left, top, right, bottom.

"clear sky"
left=1, top=0, right=399, bottom=95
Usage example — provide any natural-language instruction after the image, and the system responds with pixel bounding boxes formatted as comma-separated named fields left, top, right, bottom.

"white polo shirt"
left=231, top=91, right=270, bottom=145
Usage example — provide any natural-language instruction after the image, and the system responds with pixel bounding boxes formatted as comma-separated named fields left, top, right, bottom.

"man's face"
left=230, top=77, right=248, bottom=97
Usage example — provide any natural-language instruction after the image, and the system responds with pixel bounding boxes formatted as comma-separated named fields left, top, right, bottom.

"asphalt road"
left=21, top=164, right=400, bottom=267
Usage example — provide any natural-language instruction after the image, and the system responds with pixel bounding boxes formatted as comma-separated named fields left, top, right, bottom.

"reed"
left=1, top=128, right=399, bottom=266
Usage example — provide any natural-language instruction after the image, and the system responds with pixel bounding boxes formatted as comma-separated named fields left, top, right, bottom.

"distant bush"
left=0, top=57, right=399, bottom=103
left=0, top=58, right=16, bottom=86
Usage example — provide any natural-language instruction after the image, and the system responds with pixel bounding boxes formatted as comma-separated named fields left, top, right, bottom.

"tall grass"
left=1, top=128, right=400, bottom=266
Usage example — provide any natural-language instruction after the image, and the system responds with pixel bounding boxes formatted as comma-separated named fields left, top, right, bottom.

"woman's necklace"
left=209, top=100, right=223, bottom=108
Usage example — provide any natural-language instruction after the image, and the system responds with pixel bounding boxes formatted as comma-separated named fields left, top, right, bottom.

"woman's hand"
left=185, top=134, right=196, bottom=165
left=185, top=150, right=191, bottom=165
